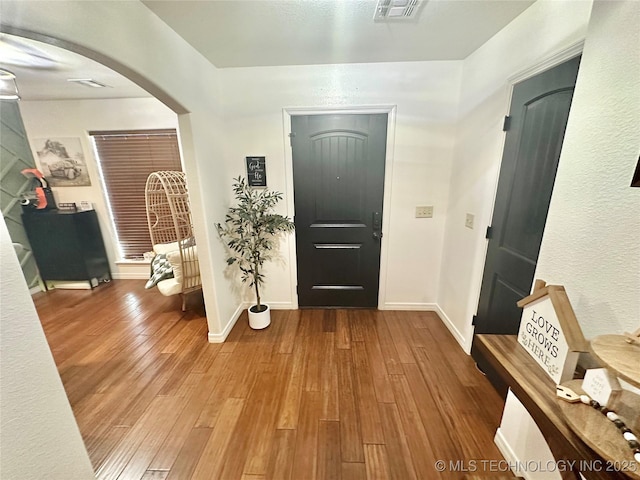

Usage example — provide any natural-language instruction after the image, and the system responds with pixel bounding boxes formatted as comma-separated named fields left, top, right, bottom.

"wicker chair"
left=145, top=171, right=201, bottom=310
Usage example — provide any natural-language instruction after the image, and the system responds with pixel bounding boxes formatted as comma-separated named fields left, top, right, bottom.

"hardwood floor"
left=34, top=280, right=512, bottom=480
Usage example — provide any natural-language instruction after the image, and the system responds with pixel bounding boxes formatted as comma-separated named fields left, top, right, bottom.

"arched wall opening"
left=4, top=28, right=221, bottom=328
left=0, top=4, right=237, bottom=473
left=0, top=0, right=240, bottom=337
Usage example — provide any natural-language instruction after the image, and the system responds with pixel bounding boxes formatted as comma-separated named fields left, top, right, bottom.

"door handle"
left=372, top=211, right=382, bottom=229
left=372, top=212, right=383, bottom=240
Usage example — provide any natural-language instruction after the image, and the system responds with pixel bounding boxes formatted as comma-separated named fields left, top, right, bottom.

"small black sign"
left=246, top=156, right=267, bottom=187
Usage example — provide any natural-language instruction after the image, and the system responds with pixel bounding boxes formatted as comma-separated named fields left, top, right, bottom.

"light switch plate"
left=465, top=213, right=474, bottom=229
left=415, top=206, right=433, bottom=218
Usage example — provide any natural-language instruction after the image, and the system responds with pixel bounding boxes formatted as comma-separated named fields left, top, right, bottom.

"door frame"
left=467, top=40, right=584, bottom=352
left=282, top=105, right=397, bottom=309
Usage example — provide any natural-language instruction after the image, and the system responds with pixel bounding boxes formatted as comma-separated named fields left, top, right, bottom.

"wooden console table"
left=475, top=334, right=633, bottom=480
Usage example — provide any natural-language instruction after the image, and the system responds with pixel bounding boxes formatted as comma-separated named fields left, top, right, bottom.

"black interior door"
left=291, top=114, right=387, bottom=307
left=474, top=56, right=581, bottom=336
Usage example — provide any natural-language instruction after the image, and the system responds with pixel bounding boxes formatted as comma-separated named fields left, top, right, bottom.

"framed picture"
left=33, top=137, right=91, bottom=187
left=246, top=156, right=267, bottom=187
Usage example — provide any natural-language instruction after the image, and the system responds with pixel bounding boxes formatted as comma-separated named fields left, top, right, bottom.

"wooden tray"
left=558, top=380, right=640, bottom=480
left=590, top=335, right=640, bottom=389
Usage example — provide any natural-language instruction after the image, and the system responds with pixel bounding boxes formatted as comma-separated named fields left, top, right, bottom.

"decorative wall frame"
left=516, top=279, right=588, bottom=384
left=245, top=156, right=267, bottom=187
left=33, top=137, right=91, bottom=187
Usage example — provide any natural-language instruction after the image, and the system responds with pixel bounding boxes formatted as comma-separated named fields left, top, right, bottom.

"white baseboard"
left=494, top=428, right=524, bottom=479
left=263, top=301, right=296, bottom=310
left=46, top=281, right=92, bottom=290
left=376, top=302, right=472, bottom=353
left=379, top=302, right=438, bottom=311
left=494, top=427, right=558, bottom=480
left=208, top=302, right=245, bottom=343
left=112, top=272, right=148, bottom=280
left=207, top=300, right=297, bottom=343
left=207, top=301, right=471, bottom=353
left=30, top=285, right=43, bottom=295
left=433, top=304, right=473, bottom=353
left=113, top=261, right=151, bottom=280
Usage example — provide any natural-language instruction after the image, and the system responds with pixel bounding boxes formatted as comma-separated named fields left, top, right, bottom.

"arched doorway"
left=0, top=7, right=225, bottom=334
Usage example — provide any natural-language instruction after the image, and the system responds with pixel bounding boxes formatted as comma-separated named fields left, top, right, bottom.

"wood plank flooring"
left=34, top=280, right=512, bottom=479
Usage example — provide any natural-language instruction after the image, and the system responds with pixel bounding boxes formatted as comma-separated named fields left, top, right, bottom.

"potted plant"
left=216, top=176, right=294, bottom=329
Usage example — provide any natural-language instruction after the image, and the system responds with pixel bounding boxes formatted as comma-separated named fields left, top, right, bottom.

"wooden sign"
left=582, top=368, right=622, bottom=408
left=516, top=280, right=588, bottom=384
left=246, top=156, right=267, bottom=187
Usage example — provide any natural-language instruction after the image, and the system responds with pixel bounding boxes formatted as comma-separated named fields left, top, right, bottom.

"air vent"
left=374, top=0, right=420, bottom=20
left=67, top=78, right=110, bottom=88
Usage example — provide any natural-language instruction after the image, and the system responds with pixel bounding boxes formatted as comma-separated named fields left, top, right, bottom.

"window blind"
left=90, top=129, right=182, bottom=259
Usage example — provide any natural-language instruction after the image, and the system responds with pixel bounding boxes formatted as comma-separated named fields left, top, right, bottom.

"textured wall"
left=499, top=2, right=639, bottom=477
left=0, top=218, right=95, bottom=479
left=535, top=0, right=640, bottom=338
left=438, top=0, right=593, bottom=350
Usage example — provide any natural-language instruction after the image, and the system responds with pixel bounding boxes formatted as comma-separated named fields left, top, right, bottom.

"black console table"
left=22, top=210, right=112, bottom=290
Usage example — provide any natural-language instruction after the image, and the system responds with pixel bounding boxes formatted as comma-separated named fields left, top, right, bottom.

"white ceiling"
left=0, top=34, right=151, bottom=101
left=0, top=0, right=535, bottom=101
left=142, top=0, right=536, bottom=68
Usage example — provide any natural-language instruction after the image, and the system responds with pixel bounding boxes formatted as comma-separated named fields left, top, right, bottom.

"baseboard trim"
left=29, top=285, right=43, bottom=295
left=207, top=301, right=471, bottom=350
left=46, top=281, right=92, bottom=290
left=208, top=302, right=245, bottom=343
left=208, top=299, right=298, bottom=343
left=262, top=301, right=296, bottom=310
left=378, top=302, right=471, bottom=353
left=433, top=305, right=472, bottom=354
left=379, top=302, right=438, bottom=311
left=112, top=273, right=148, bottom=280
left=494, top=428, right=530, bottom=480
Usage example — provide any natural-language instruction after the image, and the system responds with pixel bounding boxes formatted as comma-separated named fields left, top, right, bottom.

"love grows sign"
left=517, top=282, right=588, bottom=384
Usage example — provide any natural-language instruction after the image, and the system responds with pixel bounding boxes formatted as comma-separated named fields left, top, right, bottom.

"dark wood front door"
left=474, top=56, right=581, bottom=336
left=291, top=114, right=387, bottom=307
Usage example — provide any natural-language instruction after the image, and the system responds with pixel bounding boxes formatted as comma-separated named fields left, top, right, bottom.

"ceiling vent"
left=67, top=78, right=110, bottom=88
left=374, top=0, right=421, bottom=21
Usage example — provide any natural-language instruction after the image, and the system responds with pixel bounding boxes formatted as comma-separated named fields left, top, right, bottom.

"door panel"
left=474, top=56, right=581, bottom=336
left=313, top=133, right=366, bottom=221
left=501, top=91, right=574, bottom=260
left=291, top=114, right=387, bottom=307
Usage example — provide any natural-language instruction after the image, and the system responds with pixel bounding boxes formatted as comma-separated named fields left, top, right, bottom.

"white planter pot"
left=248, top=304, right=270, bottom=330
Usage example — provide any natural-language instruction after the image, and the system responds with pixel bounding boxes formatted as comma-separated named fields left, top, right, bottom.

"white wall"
left=535, top=0, right=640, bottom=338
left=219, top=61, right=463, bottom=309
left=438, top=0, right=593, bottom=352
left=495, top=390, right=561, bottom=480
left=1, top=0, right=238, bottom=338
left=489, top=1, right=639, bottom=477
left=0, top=217, right=95, bottom=479
left=19, top=97, right=178, bottom=280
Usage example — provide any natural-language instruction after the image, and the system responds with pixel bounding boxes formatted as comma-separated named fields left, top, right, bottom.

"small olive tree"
left=216, top=177, right=294, bottom=312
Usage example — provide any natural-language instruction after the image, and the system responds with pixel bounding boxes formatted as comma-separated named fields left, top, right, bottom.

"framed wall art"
left=33, top=137, right=91, bottom=187
left=245, top=156, right=267, bottom=187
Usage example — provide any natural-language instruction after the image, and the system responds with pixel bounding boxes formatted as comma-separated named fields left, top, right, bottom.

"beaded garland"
left=578, top=393, right=640, bottom=463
